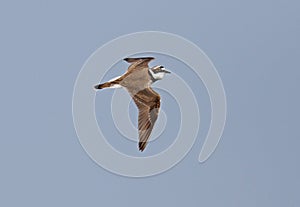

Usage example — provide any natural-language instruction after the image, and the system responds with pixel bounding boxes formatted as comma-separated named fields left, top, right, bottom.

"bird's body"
left=94, top=57, right=170, bottom=151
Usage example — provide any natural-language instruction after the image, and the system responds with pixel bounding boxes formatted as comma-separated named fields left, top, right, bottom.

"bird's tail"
left=94, top=81, right=120, bottom=90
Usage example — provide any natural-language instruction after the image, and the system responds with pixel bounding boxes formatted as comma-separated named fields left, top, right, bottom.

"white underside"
left=149, top=69, right=165, bottom=80
left=109, top=84, right=122, bottom=88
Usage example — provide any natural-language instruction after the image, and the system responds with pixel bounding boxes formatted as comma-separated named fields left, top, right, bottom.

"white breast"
left=149, top=70, right=165, bottom=80
left=154, top=72, right=165, bottom=80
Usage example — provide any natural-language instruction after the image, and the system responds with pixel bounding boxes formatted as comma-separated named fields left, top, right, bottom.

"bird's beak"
left=163, top=69, right=171, bottom=74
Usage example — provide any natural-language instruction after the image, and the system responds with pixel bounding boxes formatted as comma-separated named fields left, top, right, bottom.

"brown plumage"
left=132, top=87, right=160, bottom=151
left=94, top=57, right=170, bottom=151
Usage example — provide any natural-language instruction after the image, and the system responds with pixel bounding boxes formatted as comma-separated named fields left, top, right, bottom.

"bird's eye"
left=160, top=66, right=164, bottom=69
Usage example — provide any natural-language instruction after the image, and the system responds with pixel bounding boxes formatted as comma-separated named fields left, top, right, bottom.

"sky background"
left=1, top=0, right=299, bottom=206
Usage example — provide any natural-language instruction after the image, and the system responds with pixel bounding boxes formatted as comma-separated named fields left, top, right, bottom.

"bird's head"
left=149, top=65, right=171, bottom=80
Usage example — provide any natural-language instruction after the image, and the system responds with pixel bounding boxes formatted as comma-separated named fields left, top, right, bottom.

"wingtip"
left=124, top=57, right=155, bottom=63
left=123, top=57, right=131, bottom=62
left=138, top=142, right=146, bottom=152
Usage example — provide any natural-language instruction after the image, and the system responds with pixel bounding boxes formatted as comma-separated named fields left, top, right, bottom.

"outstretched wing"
left=124, top=56, right=154, bottom=63
left=124, top=57, right=154, bottom=73
left=131, top=87, right=160, bottom=151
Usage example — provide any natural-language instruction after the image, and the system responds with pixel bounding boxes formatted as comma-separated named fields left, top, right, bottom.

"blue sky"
left=0, top=0, right=299, bottom=206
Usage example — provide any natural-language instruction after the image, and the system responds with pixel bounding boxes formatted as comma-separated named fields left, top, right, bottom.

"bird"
left=94, top=57, right=171, bottom=151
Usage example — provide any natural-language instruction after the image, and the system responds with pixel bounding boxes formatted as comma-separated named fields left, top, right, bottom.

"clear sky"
left=0, top=0, right=299, bottom=206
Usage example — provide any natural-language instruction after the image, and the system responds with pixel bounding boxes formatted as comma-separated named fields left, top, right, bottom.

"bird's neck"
left=148, top=69, right=158, bottom=83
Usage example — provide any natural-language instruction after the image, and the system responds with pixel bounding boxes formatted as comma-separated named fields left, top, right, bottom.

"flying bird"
left=94, top=57, right=171, bottom=151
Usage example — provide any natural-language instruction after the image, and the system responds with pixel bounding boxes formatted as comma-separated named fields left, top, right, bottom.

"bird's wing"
left=123, top=57, right=155, bottom=73
left=124, top=57, right=154, bottom=63
left=131, top=87, right=161, bottom=151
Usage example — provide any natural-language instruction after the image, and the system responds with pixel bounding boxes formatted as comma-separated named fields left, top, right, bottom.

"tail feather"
left=94, top=81, right=121, bottom=90
left=94, top=82, right=112, bottom=89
